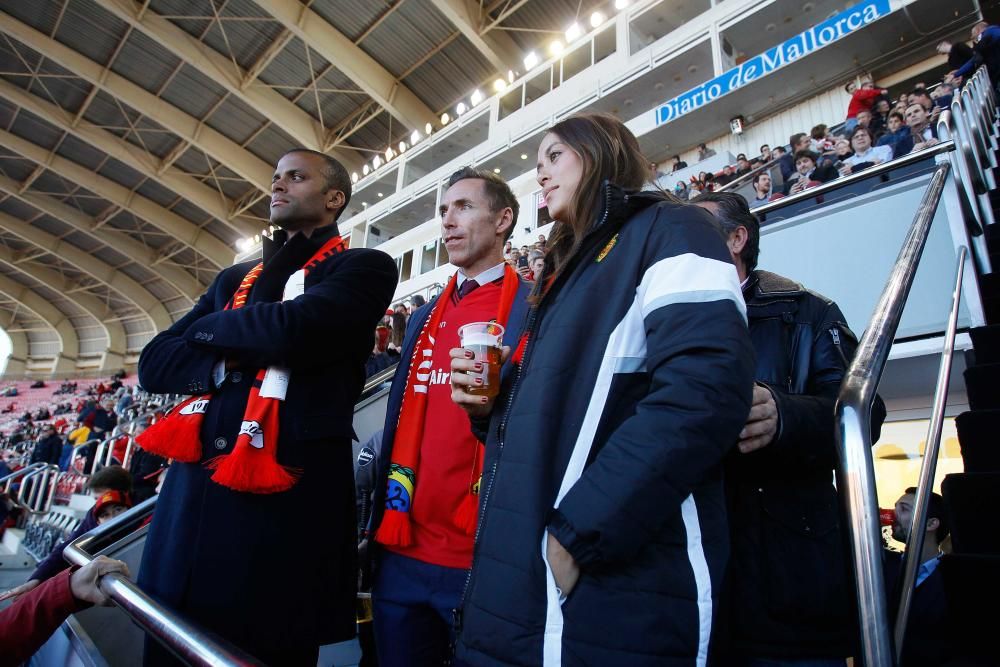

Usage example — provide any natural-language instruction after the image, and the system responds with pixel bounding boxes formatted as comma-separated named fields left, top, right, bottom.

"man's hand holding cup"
left=450, top=321, right=509, bottom=418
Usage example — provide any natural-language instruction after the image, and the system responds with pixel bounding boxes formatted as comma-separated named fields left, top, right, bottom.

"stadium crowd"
left=1, top=18, right=995, bottom=667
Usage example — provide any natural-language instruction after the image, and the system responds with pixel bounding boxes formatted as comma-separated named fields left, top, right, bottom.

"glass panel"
left=594, top=25, right=616, bottom=64
left=524, top=68, right=552, bottom=106
left=400, top=250, right=413, bottom=282
left=498, top=86, right=523, bottom=121
left=420, top=240, right=437, bottom=275
left=561, top=44, right=591, bottom=83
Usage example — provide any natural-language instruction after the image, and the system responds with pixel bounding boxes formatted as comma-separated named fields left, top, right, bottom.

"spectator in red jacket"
left=845, top=80, right=888, bottom=133
left=0, top=555, right=129, bottom=666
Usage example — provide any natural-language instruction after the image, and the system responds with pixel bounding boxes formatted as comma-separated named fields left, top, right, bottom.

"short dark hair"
left=752, top=170, right=771, bottom=187
left=794, top=149, right=818, bottom=164
left=789, top=132, right=808, bottom=148
left=889, top=111, right=904, bottom=123
left=89, top=465, right=133, bottom=493
left=850, top=126, right=874, bottom=143
left=691, top=191, right=760, bottom=273
left=904, top=487, right=949, bottom=543
left=760, top=144, right=770, bottom=152
left=910, top=88, right=932, bottom=103
left=281, top=149, right=352, bottom=221
left=810, top=124, right=828, bottom=140
left=445, top=166, right=520, bottom=240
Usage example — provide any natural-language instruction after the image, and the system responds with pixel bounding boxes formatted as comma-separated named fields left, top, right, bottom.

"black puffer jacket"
left=719, top=270, right=884, bottom=660
left=456, top=187, right=755, bottom=666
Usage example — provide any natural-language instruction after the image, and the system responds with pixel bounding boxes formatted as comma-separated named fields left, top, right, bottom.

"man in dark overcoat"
left=136, top=149, right=397, bottom=665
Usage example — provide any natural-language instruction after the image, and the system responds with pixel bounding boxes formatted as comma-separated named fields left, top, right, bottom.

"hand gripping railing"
left=64, top=496, right=264, bottom=666
left=834, top=161, right=951, bottom=667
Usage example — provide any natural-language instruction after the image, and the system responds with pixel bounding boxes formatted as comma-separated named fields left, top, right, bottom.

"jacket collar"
left=262, top=222, right=340, bottom=265
left=588, top=181, right=664, bottom=236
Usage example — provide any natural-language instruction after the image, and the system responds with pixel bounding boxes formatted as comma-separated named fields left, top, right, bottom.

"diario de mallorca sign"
left=655, top=0, right=892, bottom=125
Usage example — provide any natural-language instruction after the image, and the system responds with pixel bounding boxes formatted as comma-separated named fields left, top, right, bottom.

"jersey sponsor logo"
left=238, top=420, right=265, bottom=449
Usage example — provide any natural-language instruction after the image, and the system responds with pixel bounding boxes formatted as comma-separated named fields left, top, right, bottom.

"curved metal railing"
left=65, top=497, right=264, bottom=666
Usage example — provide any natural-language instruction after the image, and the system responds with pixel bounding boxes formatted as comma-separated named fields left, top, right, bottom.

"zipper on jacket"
left=829, top=327, right=850, bottom=368
left=454, top=182, right=614, bottom=639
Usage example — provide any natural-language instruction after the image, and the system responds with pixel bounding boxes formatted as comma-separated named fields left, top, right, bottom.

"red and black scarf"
left=376, top=264, right=520, bottom=547
left=136, top=234, right=345, bottom=494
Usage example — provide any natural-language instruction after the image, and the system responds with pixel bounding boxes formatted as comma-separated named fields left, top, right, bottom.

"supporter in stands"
left=0, top=555, right=130, bottom=666
left=845, top=79, right=889, bottom=132
left=759, top=144, right=772, bottom=163
left=894, top=102, right=940, bottom=158
left=698, top=141, right=716, bottom=160
left=353, top=428, right=382, bottom=667
left=884, top=488, right=953, bottom=667
left=369, top=166, right=530, bottom=667
left=717, top=164, right=736, bottom=186
left=750, top=170, right=773, bottom=205
left=389, top=311, right=407, bottom=351
left=932, top=82, right=955, bottom=110
left=908, top=88, right=941, bottom=125
left=779, top=133, right=811, bottom=180
left=93, top=489, right=131, bottom=524
left=29, top=424, right=62, bottom=466
left=939, top=36, right=975, bottom=74
left=810, top=124, right=835, bottom=154
left=0, top=465, right=133, bottom=602
left=133, top=148, right=395, bottom=666
left=450, top=112, right=754, bottom=666
left=84, top=398, right=117, bottom=472
left=783, top=150, right=839, bottom=195
left=735, top=155, right=753, bottom=177
left=61, top=420, right=91, bottom=471
left=30, top=379, right=45, bottom=389
left=693, top=191, right=884, bottom=667
left=670, top=154, right=687, bottom=172
left=410, top=294, right=426, bottom=312
left=114, top=387, right=133, bottom=417
left=529, top=251, right=545, bottom=282
left=674, top=180, right=688, bottom=198
left=128, top=440, right=168, bottom=505
left=833, top=137, right=853, bottom=162
left=840, top=126, right=893, bottom=175
left=952, top=21, right=1000, bottom=84
left=877, top=111, right=910, bottom=154
left=870, top=98, right=891, bottom=138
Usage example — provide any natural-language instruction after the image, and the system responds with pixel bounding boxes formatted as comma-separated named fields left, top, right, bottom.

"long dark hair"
left=539, top=113, right=663, bottom=295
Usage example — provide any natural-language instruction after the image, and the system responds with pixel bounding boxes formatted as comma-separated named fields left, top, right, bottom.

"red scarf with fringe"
left=136, top=234, right=345, bottom=494
left=376, top=264, right=520, bottom=547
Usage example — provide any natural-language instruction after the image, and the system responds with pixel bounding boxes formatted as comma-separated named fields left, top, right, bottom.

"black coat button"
left=230, top=371, right=243, bottom=384
left=214, top=437, right=227, bottom=450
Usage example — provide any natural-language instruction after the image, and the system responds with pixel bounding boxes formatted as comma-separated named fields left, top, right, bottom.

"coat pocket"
left=759, top=483, right=852, bottom=623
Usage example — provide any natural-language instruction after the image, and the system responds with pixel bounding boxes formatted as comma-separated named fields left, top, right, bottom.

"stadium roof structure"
left=0, top=0, right=580, bottom=376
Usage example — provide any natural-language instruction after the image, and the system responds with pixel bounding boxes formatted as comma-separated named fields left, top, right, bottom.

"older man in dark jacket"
left=136, top=149, right=397, bottom=665
left=30, top=425, right=63, bottom=465
left=694, top=192, right=885, bottom=665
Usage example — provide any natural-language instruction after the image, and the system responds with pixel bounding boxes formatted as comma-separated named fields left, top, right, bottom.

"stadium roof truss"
left=0, top=0, right=579, bottom=376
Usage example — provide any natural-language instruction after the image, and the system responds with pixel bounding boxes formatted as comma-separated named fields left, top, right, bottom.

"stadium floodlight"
left=523, top=52, right=539, bottom=69
left=441, top=112, right=451, bottom=125
left=363, top=164, right=370, bottom=176
left=456, top=102, right=468, bottom=116
left=565, top=23, right=582, bottom=42
left=590, top=12, right=606, bottom=28
left=615, top=0, right=630, bottom=9
left=373, top=155, right=382, bottom=168
left=425, top=122, right=433, bottom=135
left=493, top=78, right=507, bottom=92
left=549, top=40, right=564, bottom=56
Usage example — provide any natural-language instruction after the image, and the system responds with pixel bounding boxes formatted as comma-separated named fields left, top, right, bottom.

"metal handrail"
left=0, top=461, right=48, bottom=490
left=363, top=363, right=398, bottom=393
left=752, top=140, right=955, bottom=216
left=16, top=463, right=60, bottom=514
left=834, top=161, right=951, bottom=667
left=893, top=246, right=967, bottom=662
left=65, top=496, right=264, bottom=666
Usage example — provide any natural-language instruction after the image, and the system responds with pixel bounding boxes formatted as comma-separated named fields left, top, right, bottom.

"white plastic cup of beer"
left=458, top=321, right=505, bottom=399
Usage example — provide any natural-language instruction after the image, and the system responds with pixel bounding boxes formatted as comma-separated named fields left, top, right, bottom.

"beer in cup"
left=458, top=322, right=505, bottom=399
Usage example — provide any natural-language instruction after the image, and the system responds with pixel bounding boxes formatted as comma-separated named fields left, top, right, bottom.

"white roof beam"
left=0, top=127, right=235, bottom=269
left=0, top=78, right=260, bottom=238
left=0, top=329, right=28, bottom=379
left=428, top=0, right=521, bottom=73
left=249, top=0, right=437, bottom=130
left=92, top=0, right=362, bottom=172
left=0, top=11, right=274, bottom=192
left=0, top=246, right=127, bottom=361
left=0, top=172, right=203, bottom=303
left=0, top=273, right=79, bottom=367
left=0, top=209, right=171, bottom=331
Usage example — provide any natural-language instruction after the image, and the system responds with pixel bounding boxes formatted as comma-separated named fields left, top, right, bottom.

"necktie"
left=457, top=279, right=479, bottom=300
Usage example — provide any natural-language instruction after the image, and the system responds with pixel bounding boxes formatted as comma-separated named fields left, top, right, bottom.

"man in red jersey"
left=368, top=167, right=531, bottom=666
